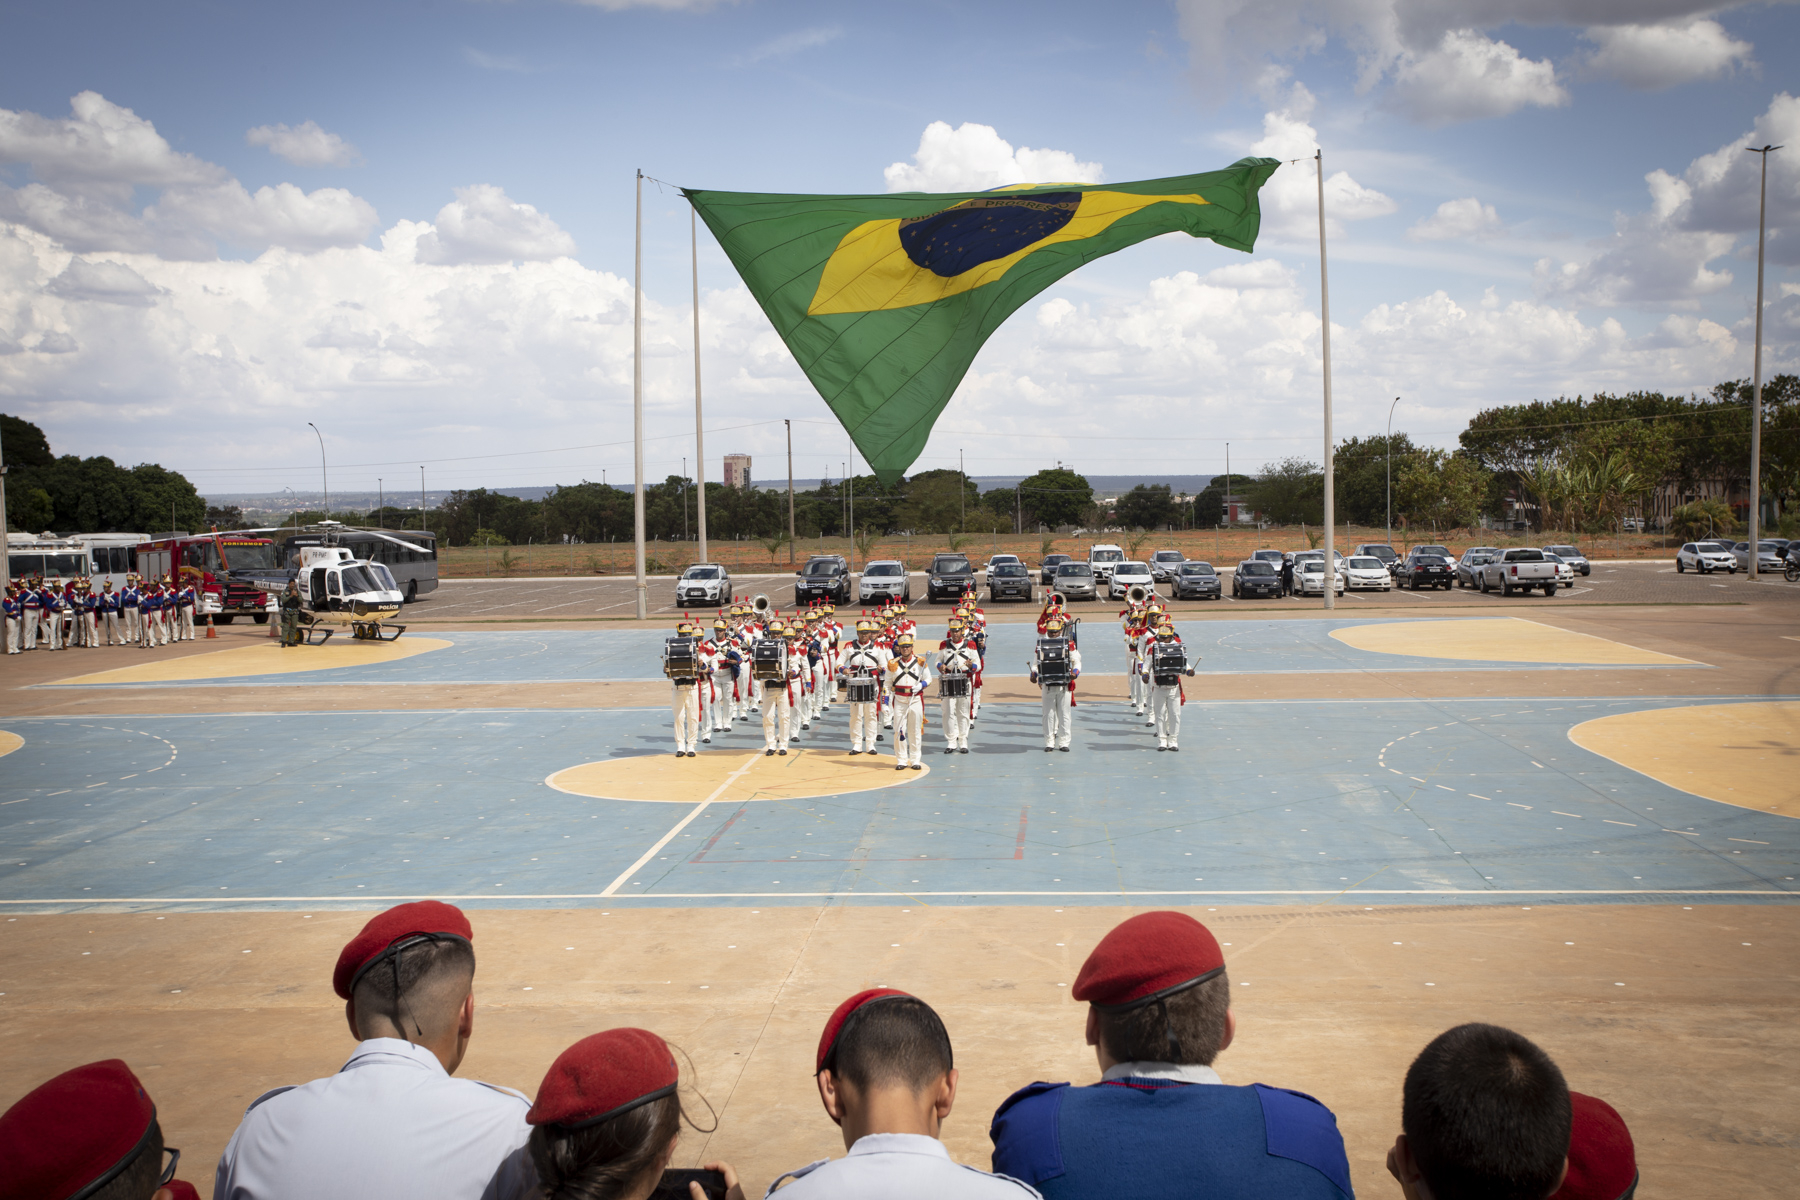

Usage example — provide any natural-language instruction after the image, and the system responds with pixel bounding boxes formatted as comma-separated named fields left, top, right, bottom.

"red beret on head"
left=0, top=1059, right=157, bottom=1200
left=1072, top=911, right=1225, bottom=1010
left=815, top=988, right=913, bottom=1074
left=1550, top=1093, right=1637, bottom=1200
left=528, top=1029, right=679, bottom=1129
left=332, top=900, right=473, bottom=999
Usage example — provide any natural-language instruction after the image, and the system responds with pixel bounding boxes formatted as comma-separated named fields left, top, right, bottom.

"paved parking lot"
left=408, top=560, right=1800, bottom=621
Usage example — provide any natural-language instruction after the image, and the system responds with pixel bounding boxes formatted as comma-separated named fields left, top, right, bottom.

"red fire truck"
left=134, top=532, right=276, bottom=624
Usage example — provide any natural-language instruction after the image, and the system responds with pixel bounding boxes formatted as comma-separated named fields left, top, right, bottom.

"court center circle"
left=546, top=747, right=931, bottom=804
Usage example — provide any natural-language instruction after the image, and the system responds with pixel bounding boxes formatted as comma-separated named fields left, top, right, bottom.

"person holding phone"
left=526, top=1028, right=745, bottom=1200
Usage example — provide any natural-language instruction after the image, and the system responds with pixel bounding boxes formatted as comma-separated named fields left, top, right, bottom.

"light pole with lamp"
left=1385, top=396, right=1401, bottom=545
left=306, top=422, right=328, bottom=519
left=1746, top=143, right=1781, bottom=578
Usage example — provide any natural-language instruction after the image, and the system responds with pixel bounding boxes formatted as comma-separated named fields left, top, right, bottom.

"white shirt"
left=767, top=1132, right=1040, bottom=1200
left=1100, top=1060, right=1223, bottom=1085
left=214, top=1038, right=535, bottom=1200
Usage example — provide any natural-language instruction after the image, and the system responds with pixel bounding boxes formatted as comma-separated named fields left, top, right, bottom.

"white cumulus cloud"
left=1409, top=197, right=1504, bottom=241
left=0, top=90, right=222, bottom=191
left=44, top=258, right=165, bottom=307
left=884, top=122, right=1103, bottom=193
left=1249, top=85, right=1397, bottom=239
left=1581, top=19, right=1754, bottom=89
left=414, top=184, right=578, bottom=265
left=246, top=120, right=362, bottom=168
left=1387, top=29, right=1568, bottom=125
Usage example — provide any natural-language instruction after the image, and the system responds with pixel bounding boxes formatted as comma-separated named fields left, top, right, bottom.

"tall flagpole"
left=1317, top=149, right=1335, bottom=611
left=633, top=169, right=647, bottom=619
left=1746, top=143, right=1781, bottom=578
left=692, top=203, right=709, bottom=564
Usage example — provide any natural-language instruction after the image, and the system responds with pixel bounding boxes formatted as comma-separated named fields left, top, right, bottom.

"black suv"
left=1395, top=552, right=1454, bottom=590
left=988, top=561, right=1034, bottom=602
left=927, top=553, right=976, bottom=603
left=795, top=555, right=850, bottom=604
left=1040, top=553, right=1072, bottom=584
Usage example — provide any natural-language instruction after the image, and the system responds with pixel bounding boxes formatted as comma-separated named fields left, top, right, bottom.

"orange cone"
left=206, top=613, right=217, bottom=639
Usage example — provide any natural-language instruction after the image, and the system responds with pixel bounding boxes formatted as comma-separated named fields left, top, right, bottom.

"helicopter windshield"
left=339, top=565, right=387, bottom=595
left=368, top=562, right=397, bottom=590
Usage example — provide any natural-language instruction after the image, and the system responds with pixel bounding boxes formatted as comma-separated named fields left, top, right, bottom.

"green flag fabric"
left=685, top=158, right=1281, bottom=485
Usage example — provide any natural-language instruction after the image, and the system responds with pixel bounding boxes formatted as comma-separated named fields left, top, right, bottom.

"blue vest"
left=990, top=1078, right=1353, bottom=1200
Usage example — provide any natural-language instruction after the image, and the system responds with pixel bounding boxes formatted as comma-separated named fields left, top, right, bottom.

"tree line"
left=2, top=415, right=207, bottom=536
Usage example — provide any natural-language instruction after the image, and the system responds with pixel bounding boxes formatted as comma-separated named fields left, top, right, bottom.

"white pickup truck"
left=1478, top=548, right=1560, bottom=597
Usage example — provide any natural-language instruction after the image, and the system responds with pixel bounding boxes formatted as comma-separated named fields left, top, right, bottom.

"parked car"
left=1479, top=548, right=1559, bottom=596
left=1396, top=552, right=1454, bottom=590
left=1249, top=549, right=1286, bottom=570
left=858, top=559, right=910, bottom=603
left=1343, top=555, right=1393, bottom=591
left=1542, top=544, right=1590, bottom=576
left=1292, top=549, right=1345, bottom=574
left=1051, top=560, right=1098, bottom=601
left=1107, top=561, right=1157, bottom=601
left=1542, top=552, right=1576, bottom=588
left=1729, top=541, right=1788, bottom=573
left=1170, top=561, right=1221, bottom=600
left=1354, top=543, right=1400, bottom=572
left=675, top=562, right=731, bottom=606
left=927, top=553, right=977, bottom=603
left=1039, top=553, right=1072, bottom=584
left=985, top=553, right=1023, bottom=573
left=987, top=561, right=1034, bottom=602
left=1232, top=560, right=1283, bottom=598
left=1295, top=558, right=1345, bottom=596
left=1087, top=543, right=1126, bottom=584
left=1148, top=550, right=1186, bottom=582
left=1454, top=550, right=1496, bottom=588
left=794, top=554, right=851, bottom=605
left=1622, top=516, right=1646, bottom=532
left=1674, top=542, right=1737, bottom=574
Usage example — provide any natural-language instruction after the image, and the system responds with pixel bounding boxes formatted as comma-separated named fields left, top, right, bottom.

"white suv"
left=858, top=559, right=910, bottom=602
left=1088, top=543, right=1125, bottom=584
left=1674, top=542, right=1737, bottom=574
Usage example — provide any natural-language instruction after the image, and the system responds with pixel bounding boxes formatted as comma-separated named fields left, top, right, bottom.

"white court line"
left=597, top=753, right=763, bottom=896
left=2, top=888, right=1792, bottom=904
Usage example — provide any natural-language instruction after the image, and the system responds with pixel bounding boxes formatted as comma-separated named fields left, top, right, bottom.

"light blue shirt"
left=214, top=1038, right=535, bottom=1200
left=768, top=1132, right=1040, bottom=1200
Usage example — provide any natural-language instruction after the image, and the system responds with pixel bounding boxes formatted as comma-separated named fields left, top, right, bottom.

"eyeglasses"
left=160, top=1147, right=181, bottom=1187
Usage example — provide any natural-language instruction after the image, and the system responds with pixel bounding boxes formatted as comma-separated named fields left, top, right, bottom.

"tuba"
left=750, top=593, right=772, bottom=617
left=1126, top=584, right=1149, bottom=606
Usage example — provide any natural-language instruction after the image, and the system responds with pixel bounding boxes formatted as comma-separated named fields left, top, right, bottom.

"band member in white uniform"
left=1032, top=615, right=1081, bottom=752
left=886, top=633, right=931, bottom=771
left=841, top=619, right=889, bottom=755
left=761, top=621, right=801, bottom=756
left=664, top=621, right=703, bottom=757
left=1147, top=617, right=1196, bottom=751
left=936, top=618, right=981, bottom=755
left=706, top=618, right=736, bottom=735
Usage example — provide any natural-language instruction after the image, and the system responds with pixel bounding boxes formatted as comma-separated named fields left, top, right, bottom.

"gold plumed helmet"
left=855, top=619, right=875, bottom=633
left=713, top=618, right=729, bottom=631
left=947, top=617, right=964, bottom=631
left=1156, top=611, right=1174, bottom=626
left=895, top=632, right=914, bottom=646
left=1155, top=622, right=1176, bottom=637
left=1044, top=616, right=1066, bottom=632
left=676, top=621, right=694, bottom=635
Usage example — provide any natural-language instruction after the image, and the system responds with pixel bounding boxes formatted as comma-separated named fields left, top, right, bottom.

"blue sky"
left=1, top=0, right=1796, bottom=497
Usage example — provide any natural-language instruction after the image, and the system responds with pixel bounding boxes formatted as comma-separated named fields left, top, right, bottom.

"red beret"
left=166, top=1184, right=202, bottom=1200
left=1550, top=1092, right=1637, bottom=1200
left=528, top=1029, right=678, bottom=1129
left=0, top=1059, right=157, bottom=1200
left=815, top=988, right=913, bottom=1073
left=1072, top=912, right=1225, bottom=1010
left=333, top=900, right=473, bottom=999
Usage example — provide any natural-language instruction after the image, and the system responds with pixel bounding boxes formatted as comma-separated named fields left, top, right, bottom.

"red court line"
left=1015, top=804, right=1030, bottom=860
left=689, top=803, right=750, bottom=863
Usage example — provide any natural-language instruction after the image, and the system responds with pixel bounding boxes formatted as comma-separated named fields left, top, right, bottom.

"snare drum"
left=847, top=676, right=878, bottom=703
left=940, top=674, right=970, bottom=698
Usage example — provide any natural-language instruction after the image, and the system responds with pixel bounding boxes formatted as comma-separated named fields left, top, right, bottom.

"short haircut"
left=1403, top=1024, right=1572, bottom=1200
left=831, top=996, right=954, bottom=1094
left=89, top=1118, right=163, bottom=1200
left=529, top=1090, right=680, bottom=1200
left=1093, top=970, right=1231, bottom=1066
left=350, top=936, right=476, bottom=1042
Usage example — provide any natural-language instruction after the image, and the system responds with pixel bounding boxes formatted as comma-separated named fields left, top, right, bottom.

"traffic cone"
left=206, top=613, right=217, bottom=639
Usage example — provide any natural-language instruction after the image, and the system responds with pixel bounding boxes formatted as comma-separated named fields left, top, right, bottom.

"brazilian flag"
left=685, top=157, right=1281, bottom=486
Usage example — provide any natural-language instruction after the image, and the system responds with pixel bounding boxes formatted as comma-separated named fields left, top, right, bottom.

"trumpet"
left=1126, top=584, right=1149, bottom=605
left=750, top=593, right=772, bottom=616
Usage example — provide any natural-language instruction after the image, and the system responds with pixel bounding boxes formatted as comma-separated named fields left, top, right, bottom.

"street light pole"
left=1386, top=396, right=1401, bottom=544
left=1746, top=143, right=1781, bottom=579
left=785, top=419, right=796, bottom=567
left=1316, top=149, right=1335, bottom=611
left=307, top=422, right=328, bottom=518
left=959, top=448, right=965, bottom=531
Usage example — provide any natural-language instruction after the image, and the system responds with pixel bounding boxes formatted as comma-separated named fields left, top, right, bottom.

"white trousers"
left=788, top=686, right=809, bottom=740
left=849, top=699, right=880, bottom=752
left=671, top=683, right=701, bottom=753
left=940, top=694, right=972, bottom=749
left=1041, top=687, right=1073, bottom=748
left=179, top=607, right=195, bottom=639
left=762, top=688, right=791, bottom=751
left=103, top=611, right=121, bottom=644
left=4, top=616, right=18, bottom=653
left=22, top=612, right=38, bottom=650
left=1152, top=684, right=1182, bottom=747
left=891, top=695, right=924, bottom=766
left=83, top=613, right=99, bottom=646
left=45, top=613, right=62, bottom=650
left=708, top=672, right=735, bottom=730
left=124, top=608, right=140, bottom=643
left=1129, top=662, right=1146, bottom=711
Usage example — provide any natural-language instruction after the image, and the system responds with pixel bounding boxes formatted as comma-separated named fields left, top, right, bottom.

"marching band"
left=4, top=573, right=199, bottom=654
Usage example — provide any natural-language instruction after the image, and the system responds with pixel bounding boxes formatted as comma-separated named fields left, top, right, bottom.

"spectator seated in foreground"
left=989, top=911, right=1352, bottom=1200
left=0, top=1058, right=201, bottom=1200
left=213, top=901, right=536, bottom=1200
left=1387, top=1022, right=1572, bottom=1200
left=769, top=988, right=1041, bottom=1199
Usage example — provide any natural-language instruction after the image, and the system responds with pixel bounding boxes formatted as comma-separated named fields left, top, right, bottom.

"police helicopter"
left=221, top=522, right=419, bottom=642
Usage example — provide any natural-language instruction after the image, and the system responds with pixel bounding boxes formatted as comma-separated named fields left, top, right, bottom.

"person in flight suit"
left=990, top=911, right=1353, bottom=1200
left=213, top=901, right=536, bottom=1200
left=278, top=580, right=304, bottom=648
left=841, top=619, right=888, bottom=755
left=766, top=989, right=1042, bottom=1200
left=937, top=618, right=981, bottom=755
left=524, top=1028, right=745, bottom=1200
left=887, top=633, right=931, bottom=771
left=1146, top=618, right=1196, bottom=752
left=666, top=621, right=703, bottom=758
left=0, top=1058, right=204, bottom=1200
left=1031, top=616, right=1081, bottom=752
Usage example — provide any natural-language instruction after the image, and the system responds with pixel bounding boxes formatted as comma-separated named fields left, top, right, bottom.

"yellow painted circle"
left=546, top=747, right=931, bottom=804
left=1569, top=701, right=1800, bottom=817
left=1330, top=617, right=1696, bottom=666
left=0, top=731, right=22, bottom=758
left=50, top=637, right=452, bottom=685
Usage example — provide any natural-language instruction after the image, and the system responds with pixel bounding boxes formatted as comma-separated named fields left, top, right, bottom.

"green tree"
left=1396, top=450, right=1488, bottom=533
left=1116, top=484, right=1176, bottom=530
left=899, top=469, right=974, bottom=533
left=1015, top=468, right=1092, bottom=529
left=1334, top=433, right=1420, bottom=527
left=1669, top=497, right=1736, bottom=542
left=1248, top=458, right=1323, bottom=525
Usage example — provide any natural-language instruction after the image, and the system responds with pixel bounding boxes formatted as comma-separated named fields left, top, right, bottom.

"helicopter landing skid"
left=350, top=621, right=406, bottom=642
left=300, top=625, right=334, bottom=647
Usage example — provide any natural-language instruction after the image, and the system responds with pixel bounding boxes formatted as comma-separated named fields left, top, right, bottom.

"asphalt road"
left=406, top=560, right=1800, bottom=620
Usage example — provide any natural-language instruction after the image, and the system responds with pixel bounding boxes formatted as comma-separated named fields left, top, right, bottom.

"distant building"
left=723, top=454, right=752, bottom=489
